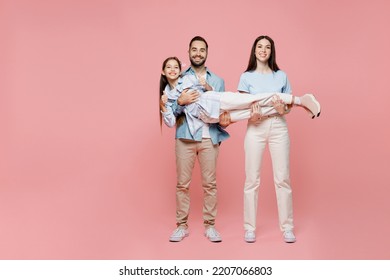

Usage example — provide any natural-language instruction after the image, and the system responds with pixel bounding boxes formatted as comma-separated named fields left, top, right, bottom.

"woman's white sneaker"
left=244, top=230, right=256, bottom=243
left=283, top=230, right=296, bottom=243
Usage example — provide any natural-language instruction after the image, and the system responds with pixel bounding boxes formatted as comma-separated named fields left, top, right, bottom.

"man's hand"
left=219, top=111, right=232, bottom=127
left=177, top=89, right=200, bottom=105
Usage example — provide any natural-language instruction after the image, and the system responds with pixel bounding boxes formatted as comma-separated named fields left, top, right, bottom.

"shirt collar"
left=183, top=66, right=210, bottom=76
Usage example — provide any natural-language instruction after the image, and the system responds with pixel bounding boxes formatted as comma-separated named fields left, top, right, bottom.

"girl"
left=160, top=56, right=320, bottom=137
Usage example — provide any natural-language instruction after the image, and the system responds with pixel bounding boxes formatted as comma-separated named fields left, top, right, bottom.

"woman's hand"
left=284, top=104, right=292, bottom=114
left=249, top=102, right=262, bottom=121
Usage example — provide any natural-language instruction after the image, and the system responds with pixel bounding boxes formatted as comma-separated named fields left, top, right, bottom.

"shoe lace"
left=173, top=228, right=186, bottom=236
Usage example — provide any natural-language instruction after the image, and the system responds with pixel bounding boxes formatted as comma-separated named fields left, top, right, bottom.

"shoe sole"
left=207, top=237, right=222, bottom=242
left=204, top=234, right=222, bottom=242
left=245, top=238, right=256, bottom=243
left=304, top=94, right=321, bottom=119
left=284, top=238, right=296, bottom=243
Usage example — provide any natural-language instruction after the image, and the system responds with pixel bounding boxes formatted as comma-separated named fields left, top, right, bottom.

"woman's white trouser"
left=243, top=116, right=294, bottom=232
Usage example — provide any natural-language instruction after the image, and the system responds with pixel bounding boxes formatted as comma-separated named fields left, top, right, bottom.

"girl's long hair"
left=245, top=35, right=280, bottom=72
left=159, top=57, right=182, bottom=129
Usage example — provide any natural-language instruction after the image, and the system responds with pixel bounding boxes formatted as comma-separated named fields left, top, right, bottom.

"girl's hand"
left=198, top=76, right=212, bottom=91
left=160, top=93, right=168, bottom=112
left=161, top=93, right=168, bottom=104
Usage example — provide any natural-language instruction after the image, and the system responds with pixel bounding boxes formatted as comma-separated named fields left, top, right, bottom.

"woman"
left=239, top=35, right=304, bottom=243
left=160, top=57, right=320, bottom=138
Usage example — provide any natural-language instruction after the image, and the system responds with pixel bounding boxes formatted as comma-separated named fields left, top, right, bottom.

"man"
left=169, top=36, right=229, bottom=242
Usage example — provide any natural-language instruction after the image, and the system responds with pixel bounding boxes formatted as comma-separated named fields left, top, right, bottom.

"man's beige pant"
left=243, top=116, right=294, bottom=232
left=175, top=138, right=219, bottom=229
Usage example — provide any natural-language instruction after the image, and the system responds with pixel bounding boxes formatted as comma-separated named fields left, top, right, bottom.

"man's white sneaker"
left=283, top=230, right=296, bottom=243
left=244, top=230, right=256, bottom=243
left=169, top=227, right=189, bottom=242
left=204, top=227, right=222, bottom=242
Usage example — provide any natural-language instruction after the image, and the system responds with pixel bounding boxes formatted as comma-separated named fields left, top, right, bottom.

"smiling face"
left=255, top=38, right=272, bottom=64
left=189, top=40, right=208, bottom=67
left=162, top=58, right=181, bottom=82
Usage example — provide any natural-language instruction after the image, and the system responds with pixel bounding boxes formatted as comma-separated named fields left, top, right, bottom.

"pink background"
left=1, top=0, right=390, bottom=259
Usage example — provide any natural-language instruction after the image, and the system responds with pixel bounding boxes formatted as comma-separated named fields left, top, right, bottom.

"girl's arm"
left=161, top=94, right=176, bottom=128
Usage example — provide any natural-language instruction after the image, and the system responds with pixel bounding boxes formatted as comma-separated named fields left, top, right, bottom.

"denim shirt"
left=172, top=67, right=230, bottom=144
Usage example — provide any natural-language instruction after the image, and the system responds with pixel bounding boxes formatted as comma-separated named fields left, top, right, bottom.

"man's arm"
left=213, top=79, right=225, bottom=92
left=219, top=111, right=231, bottom=127
left=177, top=89, right=200, bottom=105
left=171, top=89, right=200, bottom=116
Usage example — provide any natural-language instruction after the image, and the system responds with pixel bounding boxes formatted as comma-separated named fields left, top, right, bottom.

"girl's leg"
left=227, top=107, right=276, bottom=122
left=219, top=92, right=292, bottom=122
left=219, top=92, right=321, bottom=120
left=219, top=92, right=290, bottom=111
left=299, top=94, right=321, bottom=118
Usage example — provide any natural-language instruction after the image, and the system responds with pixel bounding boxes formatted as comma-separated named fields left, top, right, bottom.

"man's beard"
left=190, top=57, right=206, bottom=67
